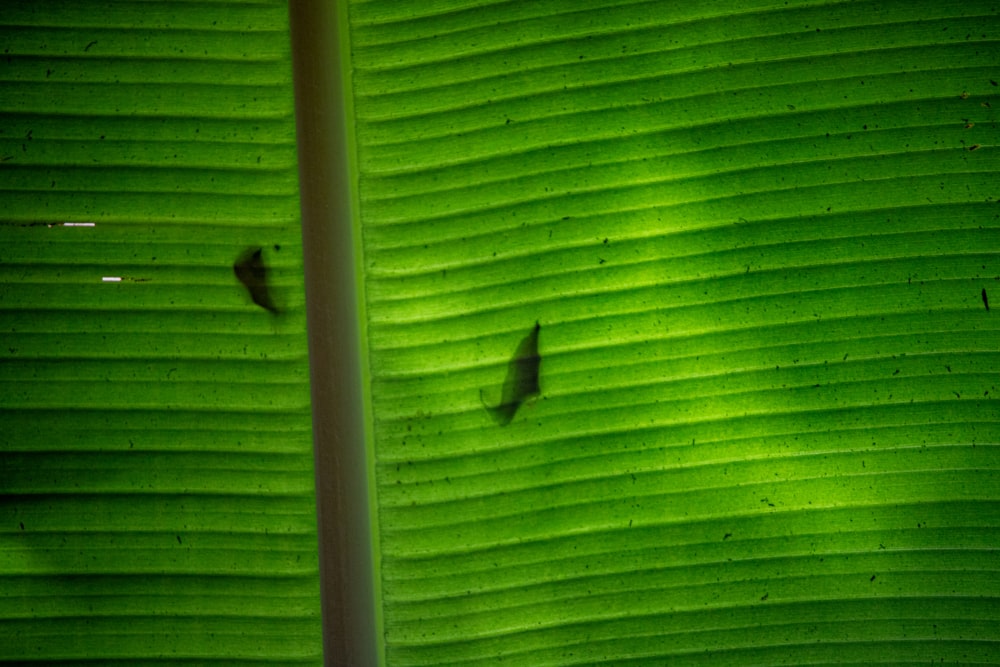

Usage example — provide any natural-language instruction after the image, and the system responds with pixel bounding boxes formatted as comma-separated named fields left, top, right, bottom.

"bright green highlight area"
left=347, top=1, right=1000, bottom=664
left=0, top=2, right=321, bottom=664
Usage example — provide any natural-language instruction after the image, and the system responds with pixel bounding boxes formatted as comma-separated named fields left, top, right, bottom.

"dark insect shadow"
left=481, top=322, right=541, bottom=426
left=233, top=247, right=279, bottom=314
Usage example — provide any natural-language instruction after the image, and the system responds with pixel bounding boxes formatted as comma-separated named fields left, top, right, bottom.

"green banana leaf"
left=3, top=1, right=1000, bottom=665
left=0, top=1, right=323, bottom=664
left=348, top=1, right=1000, bottom=665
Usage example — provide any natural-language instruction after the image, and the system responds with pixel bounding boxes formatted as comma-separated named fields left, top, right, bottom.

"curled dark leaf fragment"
left=481, top=321, right=541, bottom=426
left=234, top=247, right=278, bottom=313
left=983, top=288, right=990, bottom=311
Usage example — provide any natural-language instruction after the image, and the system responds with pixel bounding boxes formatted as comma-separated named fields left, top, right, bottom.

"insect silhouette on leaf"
left=234, top=247, right=278, bottom=313
left=481, top=322, right=541, bottom=426
left=983, top=288, right=990, bottom=312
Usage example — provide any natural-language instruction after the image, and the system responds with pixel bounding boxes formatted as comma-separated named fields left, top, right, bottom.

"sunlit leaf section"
left=348, top=0, right=1000, bottom=664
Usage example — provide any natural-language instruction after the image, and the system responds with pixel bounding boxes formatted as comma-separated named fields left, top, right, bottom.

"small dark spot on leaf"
left=723, top=532, right=732, bottom=540
left=84, top=40, right=98, bottom=51
left=19, top=522, right=24, bottom=531
left=870, top=574, right=876, bottom=582
left=983, top=288, right=990, bottom=311
left=760, top=593, right=769, bottom=601
left=176, top=535, right=182, bottom=544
